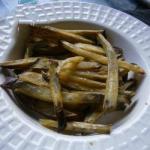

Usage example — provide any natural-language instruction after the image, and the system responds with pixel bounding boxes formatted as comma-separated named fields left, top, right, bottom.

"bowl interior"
left=1, top=20, right=149, bottom=135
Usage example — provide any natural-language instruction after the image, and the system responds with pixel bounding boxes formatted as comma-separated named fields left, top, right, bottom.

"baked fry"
left=97, top=33, right=119, bottom=110
left=62, top=41, right=144, bottom=74
left=13, top=82, right=104, bottom=106
left=58, top=57, right=84, bottom=83
left=19, top=71, right=48, bottom=87
left=49, top=62, right=66, bottom=130
left=40, top=119, right=111, bottom=134
left=77, top=61, right=101, bottom=70
left=75, top=43, right=105, bottom=55
left=64, top=29, right=104, bottom=36
left=0, top=58, right=38, bottom=69
left=66, top=75, right=106, bottom=89
left=31, top=26, right=94, bottom=44
left=74, top=71, right=107, bottom=81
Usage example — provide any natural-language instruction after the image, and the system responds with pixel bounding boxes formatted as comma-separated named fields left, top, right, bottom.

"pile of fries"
left=0, top=25, right=144, bottom=134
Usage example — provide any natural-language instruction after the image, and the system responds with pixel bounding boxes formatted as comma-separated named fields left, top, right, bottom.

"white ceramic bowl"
left=0, top=1, right=150, bottom=150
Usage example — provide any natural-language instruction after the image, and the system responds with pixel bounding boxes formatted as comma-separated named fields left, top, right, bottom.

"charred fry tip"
left=56, top=109, right=67, bottom=131
left=0, top=77, right=18, bottom=89
left=39, top=119, right=112, bottom=134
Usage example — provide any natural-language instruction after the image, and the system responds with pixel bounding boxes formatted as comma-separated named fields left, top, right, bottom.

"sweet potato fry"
left=65, top=75, right=106, bottom=89
left=58, top=56, right=105, bottom=89
left=49, top=62, right=66, bottom=130
left=32, top=58, right=58, bottom=71
left=58, top=56, right=84, bottom=82
left=64, top=29, right=104, bottom=41
left=97, top=33, right=118, bottom=110
left=32, top=58, right=101, bottom=71
left=85, top=111, right=104, bottom=123
left=64, top=29, right=104, bottom=36
left=13, top=82, right=104, bottom=106
left=61, top=81, right=98, bottom=91
left=40, top=119, right=111, bottom=134
left=74, top=71, right=107, bottom=81
left=19, top=71, right=48, bottom=87
left=0, top=58, right=38, bottom=69
left=31, top=26, right=94, bottom=44
left=77, top=61, right=101, bottom=70
left=62, top=41, right=144, bottom=74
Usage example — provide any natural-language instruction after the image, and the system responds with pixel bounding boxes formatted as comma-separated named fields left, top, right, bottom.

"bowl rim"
left=0, top=1, right=150, bottom=149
